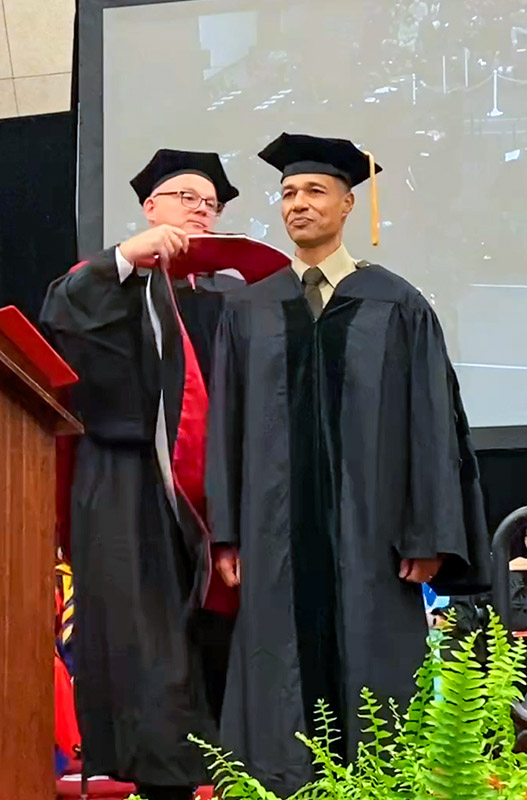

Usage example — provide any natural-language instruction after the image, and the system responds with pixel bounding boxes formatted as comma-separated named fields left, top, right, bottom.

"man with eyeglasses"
left=119, top=151, right=229, bottom=268
left=40, top=149, right=241, bottom=800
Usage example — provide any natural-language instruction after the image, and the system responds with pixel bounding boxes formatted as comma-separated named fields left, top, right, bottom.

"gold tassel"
left=363, top=151, right=380, bottom=247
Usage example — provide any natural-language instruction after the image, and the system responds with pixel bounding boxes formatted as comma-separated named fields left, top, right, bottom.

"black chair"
left=491, top=507, right=527, bottom=747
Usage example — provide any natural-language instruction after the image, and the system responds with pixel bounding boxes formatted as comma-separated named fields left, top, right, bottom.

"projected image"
left=102, top=0, right=527, bottom=427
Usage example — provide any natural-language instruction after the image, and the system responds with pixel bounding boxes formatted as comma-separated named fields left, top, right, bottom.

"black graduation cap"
left=130, top=149, right=239, bottom=206
left=258, top=132, right=383, bottom=245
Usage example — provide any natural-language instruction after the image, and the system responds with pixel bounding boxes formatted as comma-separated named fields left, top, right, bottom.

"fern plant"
left=189, top=609, right=527, bottom=800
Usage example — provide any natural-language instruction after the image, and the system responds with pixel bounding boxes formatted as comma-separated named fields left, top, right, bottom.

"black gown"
left=206, top=261, right=491, bottom=797
left=40, top=248, right=239, bottom=787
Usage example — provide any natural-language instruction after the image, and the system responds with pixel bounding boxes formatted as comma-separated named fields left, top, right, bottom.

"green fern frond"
left=285, top=779, right=342, bottom=800
left=189, top=613, right=527, bottom=800
left=423, top=631, right=489, bottom=800
left=187, top=734, right=281, bottom=800
left=313, top=698, right=343, bottom=755
left=484, top=608, right=527, bottom=758
left=358, top=687, right=393, bottom=759
left=402, top=624, right=454, bottom=750
left=354, top=688, right=398, bottom=800
left=295, top=731, right=346, bottom=789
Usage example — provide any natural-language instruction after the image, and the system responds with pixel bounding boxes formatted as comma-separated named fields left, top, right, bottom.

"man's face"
left=281, top=174, right=354, bottom=248
left=143, top=172, right=220, bottom=233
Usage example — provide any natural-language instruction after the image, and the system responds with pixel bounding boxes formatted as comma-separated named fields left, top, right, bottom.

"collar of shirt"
left=292, top=244, right=357, bottom=289
left=115, top=245, right=150, bottom=283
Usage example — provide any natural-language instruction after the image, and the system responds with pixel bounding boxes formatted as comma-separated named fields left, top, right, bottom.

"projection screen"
left=78, top=0, right=527, bottom=445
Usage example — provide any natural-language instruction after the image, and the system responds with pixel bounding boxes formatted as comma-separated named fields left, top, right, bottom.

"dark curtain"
left=0, top=110, right=77, bottom=324
left=477, top=449, right=527, bottom=536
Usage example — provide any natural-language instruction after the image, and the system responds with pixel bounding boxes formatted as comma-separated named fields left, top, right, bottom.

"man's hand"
left=399, top=556, right=444, bottom=584
left=119, top=224, right=190, bottom=266
left=214, top=545, right=240, bottom=588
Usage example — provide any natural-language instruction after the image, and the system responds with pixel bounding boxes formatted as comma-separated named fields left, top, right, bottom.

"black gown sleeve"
left=437, top=360, right=492, bottom=594
left=398, top=298, right=491, bottom=594
left=39, top=248, right=155, bottom=439
left=40, top=248, right=133, bottom=362
left=206, top=303, right=245, bottom=547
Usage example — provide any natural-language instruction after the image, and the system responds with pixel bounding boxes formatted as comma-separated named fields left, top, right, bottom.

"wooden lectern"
left=0, top=306, right=82, bottom=800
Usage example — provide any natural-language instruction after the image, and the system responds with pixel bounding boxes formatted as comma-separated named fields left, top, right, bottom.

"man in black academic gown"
left=40, top=149, right=241, bottom=800
left=206, top=133, right=491, bottom=797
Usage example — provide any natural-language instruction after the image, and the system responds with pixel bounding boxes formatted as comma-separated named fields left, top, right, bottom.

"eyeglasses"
left=152, top=190, right=224, bottom=216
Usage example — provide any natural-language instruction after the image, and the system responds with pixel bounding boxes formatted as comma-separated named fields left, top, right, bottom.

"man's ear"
left=342, top=191, right=355, bottom=220
left=143, top=196, right=155, bottom=224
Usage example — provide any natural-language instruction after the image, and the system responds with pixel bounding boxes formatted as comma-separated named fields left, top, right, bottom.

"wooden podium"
left=0, top=307, right=82, bottom=800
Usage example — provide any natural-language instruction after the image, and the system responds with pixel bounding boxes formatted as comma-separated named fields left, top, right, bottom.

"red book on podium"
left=137, top=232, right=291, bottom=283
left=0, top=305, right=78, bottom=388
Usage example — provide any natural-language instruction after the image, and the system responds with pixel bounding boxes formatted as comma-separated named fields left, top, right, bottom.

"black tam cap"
left=258, top=132, right=382, bottom=246
left=257, top=132, right=382, bottom=187
left=130, top=149, right=239, bottom=205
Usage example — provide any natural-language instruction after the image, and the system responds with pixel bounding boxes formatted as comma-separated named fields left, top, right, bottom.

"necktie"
left=302, top=266, right=324, bottom=320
